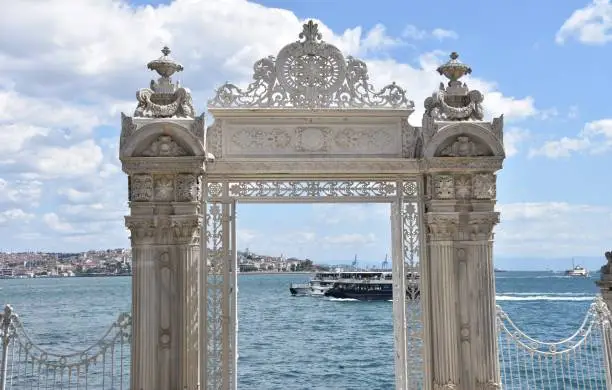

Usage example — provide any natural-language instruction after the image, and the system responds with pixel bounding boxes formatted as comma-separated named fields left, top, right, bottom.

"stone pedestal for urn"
left=119, top=47, right=210, bottom=390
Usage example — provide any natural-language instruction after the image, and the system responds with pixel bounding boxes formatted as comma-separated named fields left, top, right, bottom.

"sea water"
left=0, top=271, right=600, bottom=389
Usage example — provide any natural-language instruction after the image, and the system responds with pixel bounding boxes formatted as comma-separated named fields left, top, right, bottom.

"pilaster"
left=420, top=53, right=504, bottom=390
left=120, top=47, right=208, bottom=390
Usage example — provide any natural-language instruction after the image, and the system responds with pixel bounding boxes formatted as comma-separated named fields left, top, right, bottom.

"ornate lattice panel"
left=206, top=179, right=420, bottom=202
left=202, top=178, right=422, bottom=390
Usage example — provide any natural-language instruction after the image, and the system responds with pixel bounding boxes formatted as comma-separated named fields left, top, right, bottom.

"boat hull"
left=324, top=287, right=420, bottom=301
left=289, top=283, right=310, bottom=296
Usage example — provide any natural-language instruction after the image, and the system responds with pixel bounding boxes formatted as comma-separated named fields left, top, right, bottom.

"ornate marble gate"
left=121, top=20, right=506, bottom=390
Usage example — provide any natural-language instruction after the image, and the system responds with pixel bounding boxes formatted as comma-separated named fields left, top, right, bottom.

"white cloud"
left=496, top=202, right=612, bottom=257
left=402, top=25, right=458, bottom=41
left=504, top=128, right=531, bottom=157
left=323, top=233, right=377, bottom=245
left=529, top=118, right=612, bottom=158
left=0, top=209, right=34, bottom=225
left=556, top=0, right=612, bottom=45
left=0, top=0, right=537, bottom=251
left=431, top=28, right=458, bottom=40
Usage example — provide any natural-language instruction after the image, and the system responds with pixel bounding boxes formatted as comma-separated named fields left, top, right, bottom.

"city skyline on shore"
left=0, top=0, right=611, bottom=261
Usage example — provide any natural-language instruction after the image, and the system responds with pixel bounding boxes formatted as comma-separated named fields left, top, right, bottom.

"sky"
left=0, top=0, right=611, bottom=270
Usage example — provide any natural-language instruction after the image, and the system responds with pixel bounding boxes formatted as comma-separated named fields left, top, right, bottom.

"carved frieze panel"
left=472, top=173, right=496, bottom=199
left=138, top=135, right=188, bottom=157
left=130, top=174, right=154, bottom=201
left=222, top=124, right=401, bottom=157
left=155, top=175, right=175, bottom=201
left=433, top=175, right=454, bottom=199
left=437, top=135, right=492, bottom=157
left=176, top=174, right=200, bottom=202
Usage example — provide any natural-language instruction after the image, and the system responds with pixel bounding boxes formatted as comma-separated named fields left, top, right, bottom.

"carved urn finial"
left=437, top=52, right=472, bottom=86
left=299, top=20, right=322, bottom=43
left=133, top=47, right=195, bottom=118
left=147, top=46, right=184, bottom=79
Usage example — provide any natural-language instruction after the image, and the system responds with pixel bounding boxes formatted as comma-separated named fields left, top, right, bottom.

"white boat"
left=565, top=259, right=589, bottom=277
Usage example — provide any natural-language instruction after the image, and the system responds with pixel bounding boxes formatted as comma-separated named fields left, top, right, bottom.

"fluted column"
left=466, top=212, right=501, bottom=390
left=426, top=212, right=461, bottom=390
left=126, top=224, right=158, bottom=390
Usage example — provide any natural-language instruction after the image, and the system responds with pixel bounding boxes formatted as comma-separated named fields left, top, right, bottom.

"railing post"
left=0, top=305, right=15, bottom=390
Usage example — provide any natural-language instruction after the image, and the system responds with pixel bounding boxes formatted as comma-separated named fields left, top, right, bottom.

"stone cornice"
left=422, top=157, right=503, bottom=173
left=121, top=156, right=206, bottom=175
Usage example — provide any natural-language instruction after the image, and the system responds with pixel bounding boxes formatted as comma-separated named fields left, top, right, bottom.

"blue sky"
left=0, top=0, right=611, bottom=270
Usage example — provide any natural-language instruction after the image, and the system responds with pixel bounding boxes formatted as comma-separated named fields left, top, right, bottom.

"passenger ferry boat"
left=290, top=269, right=405, bottom=297
left=564, top=259, right=589, bottom=277
left=323, top=270, right=420, bottom=301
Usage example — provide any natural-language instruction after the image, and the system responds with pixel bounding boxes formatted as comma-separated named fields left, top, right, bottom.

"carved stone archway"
left=120, top=22, right=505, bottom=390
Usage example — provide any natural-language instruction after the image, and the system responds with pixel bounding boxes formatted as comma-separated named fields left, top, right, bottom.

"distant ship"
left=565, top=259, right=589, bottom=277
left=494, top=268, right=507, bottom=273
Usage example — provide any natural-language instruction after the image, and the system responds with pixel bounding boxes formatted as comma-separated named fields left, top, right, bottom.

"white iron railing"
left=497, top=296, right=612, bottom=389
left=2, top=298, right=612, bottom=389
left=0, top=305, right=131, bottom=390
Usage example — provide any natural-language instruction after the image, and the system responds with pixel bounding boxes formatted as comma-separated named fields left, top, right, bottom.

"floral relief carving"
left=140, top=135, right=188, bottom=157
left=206, top=120, right=223, bottom=158
left=172, top=217, right=200, bottom=245
left=472, top=173, right=496, bottom=199
left=468, top=213, right=500, bottom=241
left=401, top=118, right=419, bottom=158
left=155, top=175, right=175, bottom=201
left=130, top=174, right=154, bottom=201
left=333, top=127, right=393, bottom=151
left=438, top=136, right=491, bottom=157
left=125, top=218, right=157, bottom=245
left=231, top=128, right=292, bottom=151
left=176, top=174, right=200, bottom=202
left=454, top=175, right=471, bottom=199
left=295, top=127, right=331, bottom=152
left=426, top=214, right=459, bottom=241
left=433, top=175, right=454, bottom=199
left=225, top=180, right=397, bottom=199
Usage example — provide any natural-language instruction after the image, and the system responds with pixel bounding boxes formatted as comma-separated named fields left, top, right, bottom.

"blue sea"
left=0, top=271, right=602, bottom=389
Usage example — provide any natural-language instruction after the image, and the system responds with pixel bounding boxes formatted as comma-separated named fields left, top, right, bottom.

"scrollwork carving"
left=140, top=135, right=188, bottom=157
left=190, top=113, right=205, bottom=140
left=207, top=20, right=413, bottom=110
left=129, top=174, right=153, bottom=202
left=120, top=113, right=137, bottom=150
left=401, top=118, right=418, bottom=158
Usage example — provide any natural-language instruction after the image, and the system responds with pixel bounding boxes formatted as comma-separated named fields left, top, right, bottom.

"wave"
left=326, top=297, right=359, bottom=302
left=495, top=294, right=596, bottom=302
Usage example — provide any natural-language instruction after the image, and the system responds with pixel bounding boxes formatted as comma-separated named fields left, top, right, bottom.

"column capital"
left=426, top=212, right=460, bottom=241
left=466, top=212, right=500, bottom=241
left=171, top=215, right=201, bottom=245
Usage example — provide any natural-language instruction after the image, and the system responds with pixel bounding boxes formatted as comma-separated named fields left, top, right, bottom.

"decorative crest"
left=299, top=20, right=322, bottom=43
left=424, top=52, right=484, bottom=121
left=134, top=47, right=195, bottom=118
left=208, top=20, right=414, bottom=110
